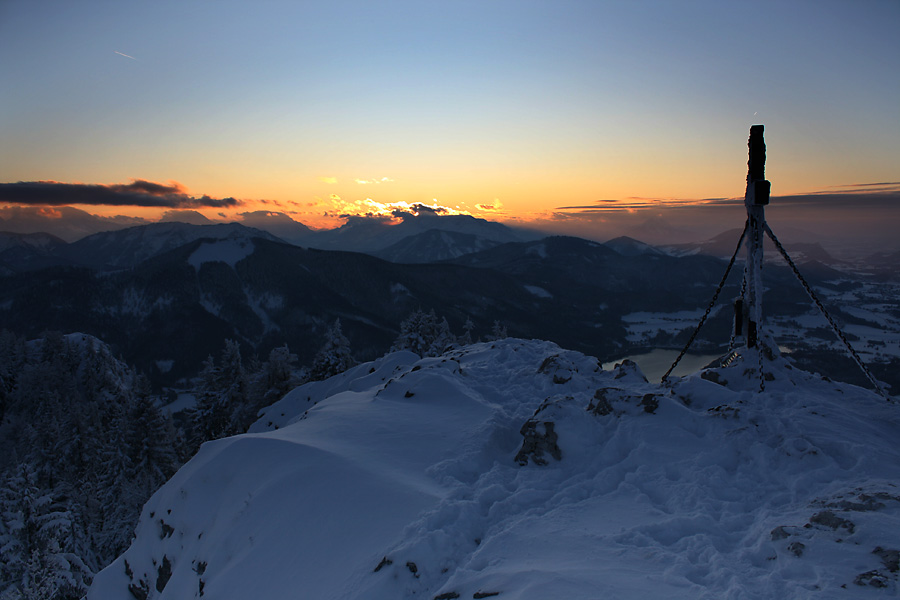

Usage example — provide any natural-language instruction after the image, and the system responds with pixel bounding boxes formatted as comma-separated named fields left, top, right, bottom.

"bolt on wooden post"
left=736, top=125, right=771, bottom=348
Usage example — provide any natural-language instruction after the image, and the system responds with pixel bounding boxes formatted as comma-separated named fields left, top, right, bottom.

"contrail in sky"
left=114, top=51, right=137, bottom=60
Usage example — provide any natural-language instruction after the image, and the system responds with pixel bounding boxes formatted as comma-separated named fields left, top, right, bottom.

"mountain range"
left=0, top=218, right=895, bottom=394
left=2, top=212, right=899, bottom=599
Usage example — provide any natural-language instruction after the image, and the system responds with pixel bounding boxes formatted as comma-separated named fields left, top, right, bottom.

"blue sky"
left=1, top=0, right=897, bottom=242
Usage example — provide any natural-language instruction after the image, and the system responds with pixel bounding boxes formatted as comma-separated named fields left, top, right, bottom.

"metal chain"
left=757, top=339, right=766, bottom=393
left=662, top=219, right=750, bottom=384
left=764, top=224, right=891, bottom=400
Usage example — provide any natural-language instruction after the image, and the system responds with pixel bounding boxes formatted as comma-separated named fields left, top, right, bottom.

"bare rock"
left=515, top=421, right=562, bottom=466
left=808, top=510, right=855, bottom=534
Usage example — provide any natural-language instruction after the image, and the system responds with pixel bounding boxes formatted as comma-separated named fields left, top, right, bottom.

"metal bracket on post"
left=733, top=297, right=744, bottom=339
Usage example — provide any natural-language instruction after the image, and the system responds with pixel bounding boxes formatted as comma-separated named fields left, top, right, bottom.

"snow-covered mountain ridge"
left=89, top=339, right=900, bottom=599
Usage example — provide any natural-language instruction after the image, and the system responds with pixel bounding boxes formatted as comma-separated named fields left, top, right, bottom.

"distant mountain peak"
left=604, top=235, right=665, bottom=257
left=159, top=209, right=213, bottom=225
left=373, top=228, right=504, bottom=264
left=305, top=213, right=536, bottom=254
left=0, top=230, right=68, bottom=252
left=65, top=221, right=282, bottom=269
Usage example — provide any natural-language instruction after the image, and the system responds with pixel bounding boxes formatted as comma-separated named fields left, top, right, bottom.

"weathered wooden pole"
left=741, top=125, right=771, bottom=348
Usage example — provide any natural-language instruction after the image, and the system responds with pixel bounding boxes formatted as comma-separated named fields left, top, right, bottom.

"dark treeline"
left=0, top=329, right=301, bottom=599
left=0, top=330, right=179, bottom=599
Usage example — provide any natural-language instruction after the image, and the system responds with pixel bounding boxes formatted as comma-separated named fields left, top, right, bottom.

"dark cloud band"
left=0, top=180, right=242, bottom=209
left=556, top=185, right=900, bottom=213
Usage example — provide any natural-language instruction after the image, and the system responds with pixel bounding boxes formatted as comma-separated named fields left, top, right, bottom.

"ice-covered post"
left=739, top=125, right=771, bottom=348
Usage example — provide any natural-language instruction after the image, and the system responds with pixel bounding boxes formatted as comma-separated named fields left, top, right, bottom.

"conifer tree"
left=1, top=331, right=184, bottom=593
left=461, top=317, right=476, bottom=345
left=258, top=345, right=299, bottom=407
left=310, top=320, right=354, bottom=381
left=392, top=310, right=457, bottom=357
left=192, top=339, right=261, bottom=441
left=0, top=465, right=91, bottom=600
left=488, top=320, right=508, bottom=341
left=0, top=331, right=25, bottom=421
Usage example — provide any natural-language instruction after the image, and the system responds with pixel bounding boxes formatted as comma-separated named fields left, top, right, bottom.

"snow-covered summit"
left=603, top=235, right=666, bottom=257
left=66, top=222, right=281, bottom=269
left=89, top=339, right=900, bottom=599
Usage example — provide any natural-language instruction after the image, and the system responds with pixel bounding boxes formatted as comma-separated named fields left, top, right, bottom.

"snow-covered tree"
left=0, top=331, right=182, bottom=597
left=255, top=345, right=299, bottom=407
left=461, top=316, right=476, bottom=345
left=127, top=395, right=179, bottom=500
left=310, top=320, right=354, bottom=381
left=192, top=340, right=251, bottom=442
left=0, top=331, right=25, bottom=421
left=391, top=310, right=457, bottom=357
left=0, top=465, right=91, bottom=600
left=487, top=320, right=508, bottom=341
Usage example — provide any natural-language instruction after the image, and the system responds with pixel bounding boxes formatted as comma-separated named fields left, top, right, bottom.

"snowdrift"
left=89, top=340, right=900, bottom=599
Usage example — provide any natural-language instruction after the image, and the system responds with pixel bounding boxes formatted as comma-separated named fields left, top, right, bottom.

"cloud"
left=556, top=197, right=729, bottom=212
left=114, top=50, right=137, bottom=60
left=410, top=203, right=447, bottom=215
left=318, top=176, right=338, bottom=184
left=0, top=205, right=150, bottom=242
left=389, top=204, right=450, bottom=221
left=533, top=181, right=900, bottom=247
left=557, top=183, right=900, bottom=216
left=476, top=199, right=504, bottom=212
left=827, top=182, right=900, bottom=189
left=355, top=177, right=394, bottom=185
left=772, top=183, right=900, bottom=208
left=0, top=180, right=243, bottom=209
left=321, top=193, right=468, bottom=223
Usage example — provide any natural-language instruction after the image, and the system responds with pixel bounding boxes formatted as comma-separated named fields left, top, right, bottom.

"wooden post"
left=742, top=125, right=770, bottom=348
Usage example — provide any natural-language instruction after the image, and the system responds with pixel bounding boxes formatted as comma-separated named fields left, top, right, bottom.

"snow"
left=245, top=291, right=282, bottom=333
left=606, top=349, right=721, bottom=382
left=523, top=285, right=552, bottom=299
left=767, top=280, right=900, bottom=365
left=623, top=308, right=723, bottom=343
left=188, top=239, right=254, bottom=269
left=526, top=243, right=547, bottom=258
left=198, top=294, right=222, bottom=318
left=89, top=339, right=900, bottom=599
left=161, top=391, right=197, bottom=414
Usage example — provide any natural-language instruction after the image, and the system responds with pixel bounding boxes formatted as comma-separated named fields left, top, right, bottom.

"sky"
left=1, top=0, right=898, bottom=246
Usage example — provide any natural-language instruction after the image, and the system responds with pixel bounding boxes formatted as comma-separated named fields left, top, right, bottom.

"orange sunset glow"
left=0, top=0, right=897, bottom=249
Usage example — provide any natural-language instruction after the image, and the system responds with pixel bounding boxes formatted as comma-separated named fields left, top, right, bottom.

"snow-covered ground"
left=622, top=308, right=722, bottom=344
left=606, top=348, right=721, bottom=382
left=89, top=339, right=900, bottom=599
left=622, top=280, right=900, bottom=375
left=768, top=281, right=900, bottom=364
left=188, top=238, right=255, bottom=269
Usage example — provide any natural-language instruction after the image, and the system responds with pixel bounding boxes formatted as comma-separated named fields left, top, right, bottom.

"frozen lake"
left=606, top=349, right=722, bottom=383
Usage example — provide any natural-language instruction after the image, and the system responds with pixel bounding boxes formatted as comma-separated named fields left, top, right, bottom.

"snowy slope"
left=89, top=340, right=900, bottom=599
left=373, top=229, right=504, bottom=263
left=603, top=235, right=666, bottom=257
left=65, top=222, right=281, bottom=269
left=305, top=212, right=531, bottom=254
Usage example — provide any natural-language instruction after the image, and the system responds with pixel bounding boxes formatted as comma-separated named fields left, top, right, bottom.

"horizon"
left=1, top=1, right=898, bottom=250
left=2, top=189, right=899, bottom=256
